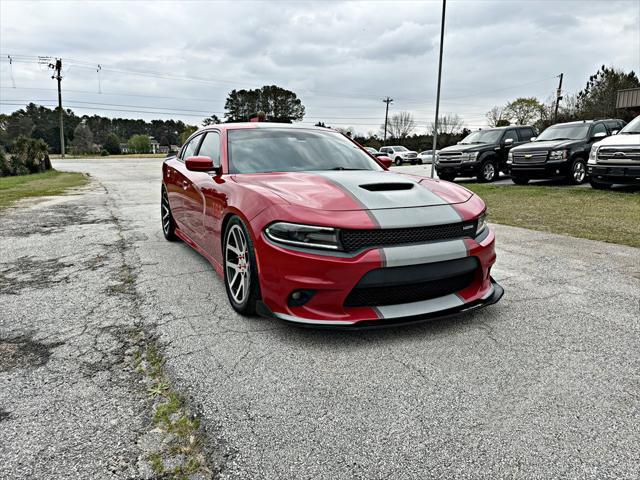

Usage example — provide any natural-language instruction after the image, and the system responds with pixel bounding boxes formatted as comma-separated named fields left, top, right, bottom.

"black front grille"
left=344, top=269, right=475, bottom=307
left=340, top=222, right=475, bottom=252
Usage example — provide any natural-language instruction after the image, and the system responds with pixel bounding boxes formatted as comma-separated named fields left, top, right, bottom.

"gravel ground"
left=1, top=157, right=638, bottom=479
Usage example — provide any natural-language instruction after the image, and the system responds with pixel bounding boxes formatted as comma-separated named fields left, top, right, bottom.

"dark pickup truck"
left=435, top=126, right=536, bottom=182
left=507, top=119, right=626, bottom=185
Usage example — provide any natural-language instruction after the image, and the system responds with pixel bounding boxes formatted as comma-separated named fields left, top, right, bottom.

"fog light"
left=288, top=289, right=316, bottom=307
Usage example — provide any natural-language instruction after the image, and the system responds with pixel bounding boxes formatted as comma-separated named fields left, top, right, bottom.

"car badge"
left=524, top=154, right=532, bottom=158
left=613, top=152, right=626, bottom=157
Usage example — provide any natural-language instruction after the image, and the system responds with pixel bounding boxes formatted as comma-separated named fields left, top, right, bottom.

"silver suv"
left=379, top=146, right=418, bottom=166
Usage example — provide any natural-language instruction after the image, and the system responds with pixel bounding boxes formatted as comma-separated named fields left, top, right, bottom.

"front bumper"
left=588, top=164, right=640, bottom=185
left=252, top=221, right=500, bottom=327
left=436, top=162, right=480, bottom=177
left=509, top=160, right=569, bottom=179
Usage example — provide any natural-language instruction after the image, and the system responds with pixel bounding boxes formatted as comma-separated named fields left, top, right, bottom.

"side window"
left=518, top=128, right=534, bottom=141
left=180, top=134, right=202, bottom=161
left=197, top=131, right=221, bottom=165
left=592, top=123, right=607, bottom=136
left=503, top=130, right=518, bottom=143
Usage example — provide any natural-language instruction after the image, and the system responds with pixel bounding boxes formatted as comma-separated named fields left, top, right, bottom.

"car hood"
left=594, top=133, right=640, bottom=147
left=440, top=143, right=491, bottom=153
left=512, top=139, right=581, bottom=151
left=232, top=170, right=472, bottom=211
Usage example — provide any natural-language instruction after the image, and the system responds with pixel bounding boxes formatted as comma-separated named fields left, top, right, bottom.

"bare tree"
left=382, top=112, right=416, bottom=139
left=429, top=114, right=463, bottom=135
left=486, top=106, right=509, bottom=127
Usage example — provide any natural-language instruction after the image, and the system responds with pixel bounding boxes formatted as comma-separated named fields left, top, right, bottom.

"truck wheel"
left=479, top=159, right=497, bottom=182
left=569, top=158, right=587, bottom=185
left=512, top=176, right=529, bottom=185
left=438, top=173, right=456, bottom=182
left=589, top=179, right=611, bottom=190
left=394, top=157, right=403, bottom=166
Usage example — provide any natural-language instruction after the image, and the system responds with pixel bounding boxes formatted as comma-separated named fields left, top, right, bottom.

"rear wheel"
left=512, top=176, right=530, bottom=185
left=161, top=185, right=178, bottom=241
left=569, top=158, right=587, bottom=185
left=223, top=217, right=260, bottom=315
left=589, top=179, right=611, bottom=190
left=438, top=173, right=456, bottom=182
left=394, top=157, right=403, bottom=166
left=479, top=159, right=497, bottom=182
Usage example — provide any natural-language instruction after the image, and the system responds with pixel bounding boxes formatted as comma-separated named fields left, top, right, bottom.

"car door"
left=173, top=133, right=204, bottom=239
left=183, top=130, right=223, bottom=252
left=498, top=129, right=519, bottom=170
left=166, top=134, right=202, bottom=232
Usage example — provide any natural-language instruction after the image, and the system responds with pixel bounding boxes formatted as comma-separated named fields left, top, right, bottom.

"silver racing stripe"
left=314, top=170, right=463, bottom=228
left=381, top=239, right=468, bottom=268
left=375, top=293, right=464, bottom=319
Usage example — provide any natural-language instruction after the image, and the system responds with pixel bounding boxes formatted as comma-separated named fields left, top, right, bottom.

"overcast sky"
left=1, top=0, right=638, bottom=135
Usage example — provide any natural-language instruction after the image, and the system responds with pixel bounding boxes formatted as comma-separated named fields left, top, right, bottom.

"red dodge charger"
left=161, top=123, right=503, bottom=327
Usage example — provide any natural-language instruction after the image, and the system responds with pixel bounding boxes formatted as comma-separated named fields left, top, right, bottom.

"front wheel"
left=161, top=185, right=178, bottom=241
left=223, top=217, right=260, bottom=316
left=479, top=159, right=497, bottom=182
left=512, top=176, right=530, bottom=185
left=569, top=158, right=587, bottom=184
left=590, top=179, right=611, bottom=190
left=394, top=157, right=403, bottom=166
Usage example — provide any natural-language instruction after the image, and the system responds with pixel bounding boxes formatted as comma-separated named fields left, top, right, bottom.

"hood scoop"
left=359, top=182, right=414, bottom=192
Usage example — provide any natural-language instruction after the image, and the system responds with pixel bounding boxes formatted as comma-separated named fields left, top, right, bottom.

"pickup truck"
left=379, top=146, right=419, bottom=165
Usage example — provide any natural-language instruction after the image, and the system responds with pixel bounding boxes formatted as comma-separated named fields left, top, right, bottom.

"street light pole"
left=430, top=0, right=446, bottom=178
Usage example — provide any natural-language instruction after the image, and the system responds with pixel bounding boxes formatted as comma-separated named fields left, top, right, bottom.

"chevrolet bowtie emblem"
left=525, top=154, right=532, bottom=158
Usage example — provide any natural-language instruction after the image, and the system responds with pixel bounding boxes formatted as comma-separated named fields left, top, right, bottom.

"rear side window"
left=198, top=131, right=221, bottom=165
left=518, top=128, right=534, bottom=141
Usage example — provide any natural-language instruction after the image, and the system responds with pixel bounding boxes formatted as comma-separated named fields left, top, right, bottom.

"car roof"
left=195, top=122, right=333, bottom=133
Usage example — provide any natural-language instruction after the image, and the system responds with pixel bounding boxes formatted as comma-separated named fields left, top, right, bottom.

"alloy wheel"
left=225, top=224, right=250, bottom=305
left=573, top=161, right=586, bottom=183
left=483, top=162, right=496, bottom=181
left=161, top=188, right=171, bottom=235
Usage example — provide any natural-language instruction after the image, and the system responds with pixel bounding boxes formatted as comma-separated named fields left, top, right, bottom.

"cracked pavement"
left=1, top=157, right=639, bottom=479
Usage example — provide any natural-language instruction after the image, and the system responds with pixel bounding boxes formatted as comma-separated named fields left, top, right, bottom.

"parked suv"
left=587, top=115, right=640, bottom=189
left=507, top=119, right=624, bottom=185
left=379, top=146, right=419, bottom=165
left=435, top=126, right=535, bottom=182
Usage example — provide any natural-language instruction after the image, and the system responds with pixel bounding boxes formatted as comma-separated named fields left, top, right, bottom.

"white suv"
left=379, top=146, right=419, bottom=166
left=587, top=115, right=640, bottom=189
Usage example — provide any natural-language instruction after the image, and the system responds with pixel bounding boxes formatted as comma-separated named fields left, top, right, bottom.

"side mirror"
left=592, top=132, right=607, bottom=140
left=612, top=130, right=619, bottom=135
left=503, top=138, right=514, bottom=146
left=530, top=136, right=537, bottom=142
left=185, top=156, right=220, bottom=174
left=378, top=156, right=393, bottom=169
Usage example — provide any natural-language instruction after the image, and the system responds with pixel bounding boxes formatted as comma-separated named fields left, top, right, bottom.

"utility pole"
left=431, top=0, right=446, bottom=178
left=382, top=97, right=393, bottom=144
left=49, top=59, right=65, bottom=158
left=553, top=73, right=564, bottom=123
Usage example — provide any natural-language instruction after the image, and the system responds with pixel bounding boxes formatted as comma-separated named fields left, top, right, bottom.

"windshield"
left=619, top=116, right=640, bottom=134
left=227, top=128, right=383, bottom=173
left=536, top=124, right=589, bottom=141
left=460, top=130, right=502, bottom=144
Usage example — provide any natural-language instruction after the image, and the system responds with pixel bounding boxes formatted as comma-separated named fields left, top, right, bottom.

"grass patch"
left=0, top=170, right=88, bottom=209
left=462, top=183, right=640, bottom=248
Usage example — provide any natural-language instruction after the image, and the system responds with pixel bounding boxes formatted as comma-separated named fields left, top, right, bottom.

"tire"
left=161, top=185, right=178, bottom=241
left=590, top=179, right=612, bottom=190
left=569, top=158, right=587, bottom=185
left=418, top=158, right=424, bottom=165
left=411, top=160, right=416, bottom=165
left=223, top=216, right=261, bottom=316
left=394, top=157, right=403, bottom=166
left=438, top=173, right=456, bottom=182
left=479, top=159, right=497, bottom=183
left=512, top=176, right=530, bottom=185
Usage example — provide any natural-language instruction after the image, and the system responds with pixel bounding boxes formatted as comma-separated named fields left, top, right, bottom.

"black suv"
left=435, top=126, right=536, bottom=182
left=507, top=119, right=625, bottom=185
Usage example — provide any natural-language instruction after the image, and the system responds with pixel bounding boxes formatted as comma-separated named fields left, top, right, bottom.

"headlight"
left=549, top=150, right=568, bottom=161
left=588, top=146, right=598, bottom=165
left=507, top=152, right=513, bottom=165
left=462, top=151, right=479, bottom=163
left=476, top=212, right=488, bottom=235
left=265, top=222, right=339, bottom=250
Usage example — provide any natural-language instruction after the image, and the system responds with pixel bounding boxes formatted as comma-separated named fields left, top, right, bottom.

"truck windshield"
left=536, top=124, right=589, bottom=141
left=460, top=130, right=502, bottom=144
left=619, top=116, right=640, bottom=134
left=227, top=128, right=384, bottom=173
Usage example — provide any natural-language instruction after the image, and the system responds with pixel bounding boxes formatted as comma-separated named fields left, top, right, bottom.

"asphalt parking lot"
left=1, top=157, right=639, bottom=479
